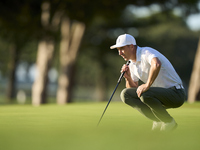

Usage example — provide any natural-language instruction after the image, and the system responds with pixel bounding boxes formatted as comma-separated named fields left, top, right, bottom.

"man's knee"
left=120, top=88, right=128, bottom=103
left=120, top=88, right=138, bottom=104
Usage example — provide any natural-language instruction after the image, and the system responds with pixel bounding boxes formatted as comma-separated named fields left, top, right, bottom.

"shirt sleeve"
left=145, top=50, right=158, bottom=64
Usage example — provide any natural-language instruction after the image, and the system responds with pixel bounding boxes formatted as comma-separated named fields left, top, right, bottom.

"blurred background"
left=0, top=0, right=199, bottom=105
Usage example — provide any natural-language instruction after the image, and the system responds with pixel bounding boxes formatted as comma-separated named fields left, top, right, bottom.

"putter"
left=97, top=60, right=131, bottom=126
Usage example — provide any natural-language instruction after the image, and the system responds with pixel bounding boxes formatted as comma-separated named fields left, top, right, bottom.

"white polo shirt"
left=129, top=46, right=183, bottom=88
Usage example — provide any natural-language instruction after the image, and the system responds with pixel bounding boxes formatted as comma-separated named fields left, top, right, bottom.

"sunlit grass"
left=0, top=102, right=199, bottom=150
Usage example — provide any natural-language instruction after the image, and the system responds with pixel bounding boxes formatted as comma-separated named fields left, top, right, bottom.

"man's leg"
left=140, top=87, right=185, bottom=123
left=120, top=88, right=160, bottom=122
left=120, top=87, right=185, bottom=131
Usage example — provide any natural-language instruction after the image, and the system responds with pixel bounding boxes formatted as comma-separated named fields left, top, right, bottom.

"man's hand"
left=136, top=84, right=150, bottom=97
left=121, top=64, right=131, bottom=79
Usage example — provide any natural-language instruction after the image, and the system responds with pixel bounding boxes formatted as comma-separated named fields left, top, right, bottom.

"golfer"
left=110, top=34, right=186, bottom=131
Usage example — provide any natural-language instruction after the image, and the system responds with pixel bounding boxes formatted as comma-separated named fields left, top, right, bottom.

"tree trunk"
left=95, top=64, right=107, bottom=101
left=56, top=17, right=85, bottom=104
left=32, top=39, right=54, bottom=106
left=6, top=44, right=18, bottom=101
left=32, top=1, right=56, bottom=106
left=188, top=38, right=200, bottom=103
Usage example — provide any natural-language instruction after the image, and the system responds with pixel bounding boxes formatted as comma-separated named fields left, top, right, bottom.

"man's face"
left=117, top=45, right=132, bottom=61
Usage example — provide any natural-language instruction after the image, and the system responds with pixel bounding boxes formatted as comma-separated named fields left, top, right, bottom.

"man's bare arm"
left=146, top=57, right=161, bottom=87
left=125, top=77, right=138, bottom=88
left=137, top=57, right=161, bottom=97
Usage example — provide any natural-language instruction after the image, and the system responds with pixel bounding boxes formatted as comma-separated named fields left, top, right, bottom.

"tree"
left=188, top=38, right=200, bottom=102
left=32, top=1, right=62, bottom=105
left=56, top=17, right=85, bottom=104
left=0, top=0, right=41, bottom=101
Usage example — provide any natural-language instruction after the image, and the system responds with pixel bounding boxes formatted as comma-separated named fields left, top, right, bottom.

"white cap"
left=110, top=34, right=136, bottom=49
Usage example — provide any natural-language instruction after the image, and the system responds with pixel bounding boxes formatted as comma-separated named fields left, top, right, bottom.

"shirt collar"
left=129, top=46, right=141, bottom=65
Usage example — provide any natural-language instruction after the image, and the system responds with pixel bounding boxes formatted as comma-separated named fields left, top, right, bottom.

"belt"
left=174, top=84, right=184, bottom=89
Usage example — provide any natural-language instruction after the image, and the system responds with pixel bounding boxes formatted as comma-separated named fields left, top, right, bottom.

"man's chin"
left=121, top=55, right=128, bottom=61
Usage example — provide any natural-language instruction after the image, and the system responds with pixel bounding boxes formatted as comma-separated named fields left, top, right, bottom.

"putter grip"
left=117, top=60, right=131, bottom=83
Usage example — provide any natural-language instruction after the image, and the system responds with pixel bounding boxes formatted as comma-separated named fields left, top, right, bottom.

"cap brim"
left=110, top=43, right=128, bottom=49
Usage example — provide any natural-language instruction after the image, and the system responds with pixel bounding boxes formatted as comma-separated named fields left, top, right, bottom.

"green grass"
left=0, top=102, right=200, bottom=150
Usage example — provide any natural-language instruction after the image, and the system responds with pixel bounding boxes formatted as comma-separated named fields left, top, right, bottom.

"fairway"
left=0, top=102, right=200, bottom=150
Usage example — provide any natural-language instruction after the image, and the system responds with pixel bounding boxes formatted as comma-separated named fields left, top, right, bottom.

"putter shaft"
left=97, top=61, right=130, bottom=126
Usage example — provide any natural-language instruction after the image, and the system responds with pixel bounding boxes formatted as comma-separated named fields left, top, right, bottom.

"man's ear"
left=130, top=44, right=135, bottom=49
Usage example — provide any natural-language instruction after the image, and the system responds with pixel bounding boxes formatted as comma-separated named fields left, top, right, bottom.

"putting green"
left=0, top=102, right=199, bottom=150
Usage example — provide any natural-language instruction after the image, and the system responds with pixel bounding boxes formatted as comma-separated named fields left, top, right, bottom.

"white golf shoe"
left=160, top=119, right=177, bottom=131
left=152, top=121, right=163, bottom=131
